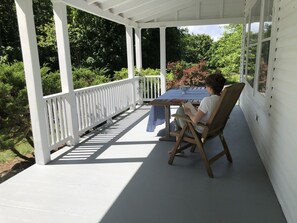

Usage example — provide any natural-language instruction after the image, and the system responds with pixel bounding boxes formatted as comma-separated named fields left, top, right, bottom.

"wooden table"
left=146, top=87, right=208, bottom=140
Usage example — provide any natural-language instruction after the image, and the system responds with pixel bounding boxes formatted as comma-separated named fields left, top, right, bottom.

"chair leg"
left=190, top=144, right=196, bottom=153
left=219, top=134, right=232, bottom=163
left=196, top=143, right=214, bottom=178
left=168, top=127, right=187, bottom=165
left=192, top=133, right=214, bottom=178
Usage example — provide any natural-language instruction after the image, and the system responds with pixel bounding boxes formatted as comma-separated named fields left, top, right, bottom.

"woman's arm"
left=184, top=107, right=205, bottom=124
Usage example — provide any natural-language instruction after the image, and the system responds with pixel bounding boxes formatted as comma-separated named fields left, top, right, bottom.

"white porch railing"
left=44, top=92, right=72, bottom=150
left=44, top=77, right=141, bottom=150
left=75, top=77, right=140, bottom=134
left=140, top=75, right=162, bottom=101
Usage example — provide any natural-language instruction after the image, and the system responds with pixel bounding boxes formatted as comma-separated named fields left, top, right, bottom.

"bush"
left=113, top=67, right=160, bottom=80
left=225, top=74, right=240, bottom=84
left=0, top=62, right=31, bottom=155
left=72, top=67, right=110, bottom=89
left=166, top=60, right=210, bottom=89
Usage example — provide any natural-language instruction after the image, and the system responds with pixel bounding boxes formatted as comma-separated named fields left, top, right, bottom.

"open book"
left=182, top=102, right=197, bottom=115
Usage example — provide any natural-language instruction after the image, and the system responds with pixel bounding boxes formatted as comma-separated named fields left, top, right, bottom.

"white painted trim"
left=15, top=0, right=50, bottom=164
left=125, top=26, right=136, bottom=109
left=265, top=0, right=279, bottom=111
left=108, top=0, right=153, bottom=15
left=132, top=0, right=194, bottom=22
left=135, top=28, right=142, bottom=70
left=52, top=0, right=137, bottom=27
left=53, top=2, right=79, bottom=145
left=138, top=17, right=244, bottom=28
left=253, top=0, right=265, bottom=93
left=126, top=26, right=134, bottom=78
left=160, top=27, right=166, bottom=94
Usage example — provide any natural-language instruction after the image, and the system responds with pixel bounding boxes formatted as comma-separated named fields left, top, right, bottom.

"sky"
left=181, top=24, right=226, bottom=41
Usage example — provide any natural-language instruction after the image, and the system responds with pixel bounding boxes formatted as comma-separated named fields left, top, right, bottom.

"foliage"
left=167, top=60, right=191, bottom=80
left=0, top=0, right=22, bottom=62
left=1, top=1, right=185, bottom=75
left=36, top=6, right=127, bottom=75
left=113, top=67, right=160, bottom=80
left=113, top=68, right=129, bottom=80
left=226, top=74, right=240, bottom=84
left=181, top=33, right=213, bottom=63
left=0, top=62, right=32, bottom=160
left=141, top=28, right=183, bottom=69
left=166, top=60, right=209, bottom=89
left=208, top=24, right=242, bottom=77
left=41, top=66, right=61, bottom=95
left=72, top=67, right=110, bottom=89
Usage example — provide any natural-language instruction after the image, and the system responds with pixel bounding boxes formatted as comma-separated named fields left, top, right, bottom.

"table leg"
left=159, top=105, right=175, bottom=141
left=164, top=105, right=170, bottom=137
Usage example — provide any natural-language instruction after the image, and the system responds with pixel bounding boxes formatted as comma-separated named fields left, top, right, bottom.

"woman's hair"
left=205, top=73, right=226, bottom=95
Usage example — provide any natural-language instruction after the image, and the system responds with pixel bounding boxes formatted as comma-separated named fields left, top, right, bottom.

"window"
left=244, top=0, right=273, bottom=95
left=258, top=0, right=273, bottom=95
left=245, top=0, right=261, bottom=87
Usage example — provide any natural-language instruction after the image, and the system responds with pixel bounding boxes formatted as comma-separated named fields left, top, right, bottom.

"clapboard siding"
left=241, top=0, right=297, bottom=222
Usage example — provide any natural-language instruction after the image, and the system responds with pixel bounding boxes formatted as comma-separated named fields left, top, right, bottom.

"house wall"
left=241, top=0, right=297, bottom=222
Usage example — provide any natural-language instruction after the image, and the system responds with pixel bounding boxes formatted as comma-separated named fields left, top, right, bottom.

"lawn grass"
left=0, top=142, right=33, bottom=164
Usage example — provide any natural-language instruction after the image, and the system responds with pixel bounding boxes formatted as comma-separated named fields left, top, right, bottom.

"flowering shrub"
left=166, top=60, right=209, bottom=89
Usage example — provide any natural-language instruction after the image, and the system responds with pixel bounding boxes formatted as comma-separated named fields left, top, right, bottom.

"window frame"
left=243, top=0, right=274, bottom=97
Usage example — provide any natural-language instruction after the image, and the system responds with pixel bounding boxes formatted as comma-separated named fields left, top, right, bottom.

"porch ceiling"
left=53, top=0, right=245, bottom=28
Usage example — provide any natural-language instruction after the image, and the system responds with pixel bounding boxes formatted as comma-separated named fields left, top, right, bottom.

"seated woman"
left=175, top=72, right=226, bottom=133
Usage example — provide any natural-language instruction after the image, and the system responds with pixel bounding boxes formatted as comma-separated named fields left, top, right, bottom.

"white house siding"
left=241, top=0, right=297, bottom=222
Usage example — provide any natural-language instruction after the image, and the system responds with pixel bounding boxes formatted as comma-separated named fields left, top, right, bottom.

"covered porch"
left=7, top=0, right=297, bottom=222
left=0, top=106, right=286, bottom=222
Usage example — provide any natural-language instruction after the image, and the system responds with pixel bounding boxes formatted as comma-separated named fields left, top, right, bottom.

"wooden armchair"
left=168, top=83, right=245, bottom=178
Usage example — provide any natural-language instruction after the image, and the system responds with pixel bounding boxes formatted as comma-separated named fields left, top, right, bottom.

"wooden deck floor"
left=0, top=105, right=287, bottom=223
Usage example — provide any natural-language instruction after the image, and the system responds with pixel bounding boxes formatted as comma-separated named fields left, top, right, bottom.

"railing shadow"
left=49, top=106, right=155, bottom=165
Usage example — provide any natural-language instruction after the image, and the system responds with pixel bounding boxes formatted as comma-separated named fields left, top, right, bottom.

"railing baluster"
left=47, top=100, right=55, bottom=145
left=58, top=98, right=64, bottom=139
left=62, top=97, right=68, bottom=137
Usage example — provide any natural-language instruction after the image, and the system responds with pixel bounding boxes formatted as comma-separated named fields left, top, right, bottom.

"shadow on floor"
left=97, top=106, right=286, bottom=223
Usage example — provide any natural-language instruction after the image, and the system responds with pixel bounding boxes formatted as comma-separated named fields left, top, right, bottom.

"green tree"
left=0, top=0, right=22, bottom=63
left=0, top=62, right=33, bottom=161
left=37, top=7, right=127, bottom=75
left=142, top=27, right=183, bottom=69
left=181, top=32, right=213, bottom=63
left=208, top=24, right=242, bottom=75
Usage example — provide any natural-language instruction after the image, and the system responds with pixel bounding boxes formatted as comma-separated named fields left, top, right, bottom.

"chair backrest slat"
left=202, top=83, right=245, bottom=138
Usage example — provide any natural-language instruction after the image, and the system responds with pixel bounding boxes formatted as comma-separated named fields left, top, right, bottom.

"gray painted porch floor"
left=0, top=105, right=286, bottom=223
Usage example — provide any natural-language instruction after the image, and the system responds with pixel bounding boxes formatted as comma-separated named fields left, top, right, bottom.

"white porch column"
left=53, top=2, right=79, bottom=145
left=126, top=26, right=135, bottom=78
left=15, top=0, right=50, bottom=164
left=126, top=26, right=136, bottom=109
left=135, top=28, right=142, bottom=70
left=160, top=27, right=167, bottom=94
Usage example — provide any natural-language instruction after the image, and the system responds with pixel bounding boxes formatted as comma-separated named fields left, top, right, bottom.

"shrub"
left=166, top=60, right=210, bottom=89
left=72, top=67, right=110, bottom=89
left=113, top=67, right=160, bottom=80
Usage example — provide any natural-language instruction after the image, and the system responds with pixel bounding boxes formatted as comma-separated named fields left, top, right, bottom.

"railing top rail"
left=142, top=75, right=161, bottom=78
left=74, top=77, right=140, bottom=93
left=43, top=92, right=69, bottom=100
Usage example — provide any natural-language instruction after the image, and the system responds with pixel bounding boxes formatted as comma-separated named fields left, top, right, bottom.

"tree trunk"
left=25, top=135, right=34, bottom=148
left=9, top=147, right=34, bottom=162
